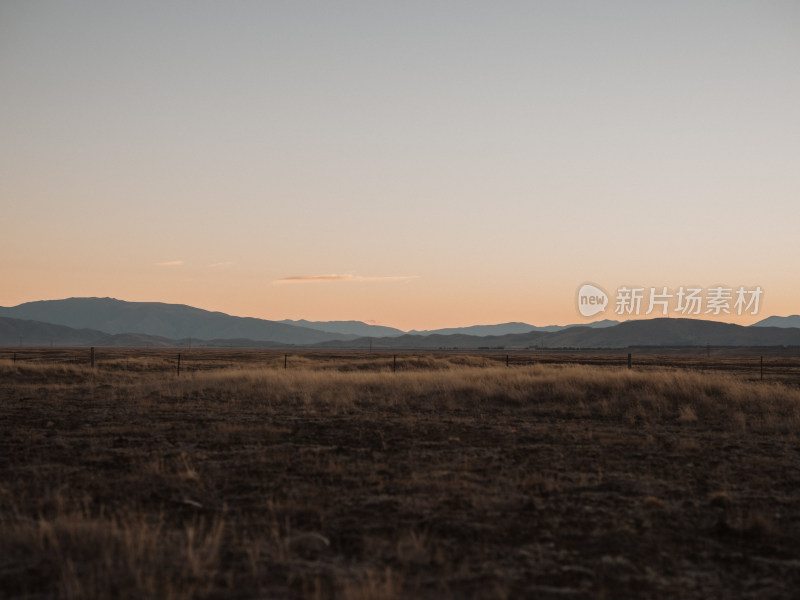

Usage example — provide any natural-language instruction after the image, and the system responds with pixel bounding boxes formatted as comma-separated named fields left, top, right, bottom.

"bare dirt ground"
left=1, top=349, right=799, bottom=599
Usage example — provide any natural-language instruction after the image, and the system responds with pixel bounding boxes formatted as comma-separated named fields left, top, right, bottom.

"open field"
left=2, top=350, right=800, bottom=598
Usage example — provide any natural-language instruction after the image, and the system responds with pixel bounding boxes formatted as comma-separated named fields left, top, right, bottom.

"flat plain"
left=1, top=349, right=799, bottom=599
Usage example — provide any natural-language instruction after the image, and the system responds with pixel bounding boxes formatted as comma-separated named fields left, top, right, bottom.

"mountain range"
left=1, top=297, right=799, bottom=349
left=0, top=298, right=618, bottom=342
left=314, top=318, right=800, bottom=350
left=752, top=315, right=800, bottom=328
left=407, top=319, right=621, bottom=336
left=274, top=319, right=620, bottom=337
left=0, top=298, right=350, bottom=345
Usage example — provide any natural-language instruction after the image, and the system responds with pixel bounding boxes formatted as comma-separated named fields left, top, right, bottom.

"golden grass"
left=82, top=361, right=799, bottom=433
left=1, top=353, right=799, bottom=598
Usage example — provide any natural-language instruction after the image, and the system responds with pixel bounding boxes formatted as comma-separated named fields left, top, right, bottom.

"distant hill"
left=88, top=334, right=288, bottom=348
left=0, top=298, right=350, bottom=345
left=539, top=319, right=800, bottom=348
left=751, top=315, right=800, bottom=328
left=278, top=319, right=621, bottom=338
left=0, top=317, right=293, bottom=348
left=407, top=319, right=621, bottom=337
left=408, top=322, right=539, bottom=336
left=517, top=318, right=622, bottom=333
left=0, top=317, right=108, bottom=346
left=89, top=333, right=184, bottom=348
left=313, top=318, right=800, bottom=349
left=279, top=319, right=405, bottom=337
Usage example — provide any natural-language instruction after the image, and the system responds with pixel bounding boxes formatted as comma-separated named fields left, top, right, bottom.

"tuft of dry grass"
left=2, top=501, right=224, bottom=600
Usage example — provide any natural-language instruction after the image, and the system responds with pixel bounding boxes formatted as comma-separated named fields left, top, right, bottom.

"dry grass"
left=1, top=352, right=799, bottom=598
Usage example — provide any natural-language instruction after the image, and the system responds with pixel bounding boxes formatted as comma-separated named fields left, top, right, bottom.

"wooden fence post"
left=284, top=354, right=287, bottom=369
left=177, top=353, right=181, bottom=376
left=91, top=347, right=95, bottom=369
left=506, top=354, right=509, bottom=367
left=393, top=355, right=397, bottom=372
left=627, top=353, right=632, bottom=369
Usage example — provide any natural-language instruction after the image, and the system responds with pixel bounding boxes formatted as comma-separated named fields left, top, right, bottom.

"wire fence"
left=4, top=347, right=800, bottom=385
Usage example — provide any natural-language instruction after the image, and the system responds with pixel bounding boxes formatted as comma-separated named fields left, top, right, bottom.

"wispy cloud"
left=208, top=261, right=234, bottom=269
left=273, top=274, right=419, bottom=284
left=155, top=260, right=184, bottom=267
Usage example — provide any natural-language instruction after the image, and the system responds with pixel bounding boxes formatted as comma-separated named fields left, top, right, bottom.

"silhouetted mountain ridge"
left=314, top=318, right=800, bottom=349
left=0, top=317, right=293, bottom=348
left=0, top=317, right=106, bottom=346
left=1, top=298, right=799, bottom=349
left=0, top=298, right=350, bottom=344
left=752, top=315, right=800, bottom=328
left=407, top=319, right=621, bottom=336
left=278, top=319, right=405, bottom=337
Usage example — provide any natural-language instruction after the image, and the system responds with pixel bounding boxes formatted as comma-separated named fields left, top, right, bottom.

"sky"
left=1, top=1, right=798, bottom=330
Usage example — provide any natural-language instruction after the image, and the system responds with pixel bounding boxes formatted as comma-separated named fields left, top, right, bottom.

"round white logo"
left=577, top=283, right=608, bottom=317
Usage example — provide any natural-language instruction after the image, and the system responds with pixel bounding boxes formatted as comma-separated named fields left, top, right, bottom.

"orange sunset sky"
left=2, top=2, right=799, bottom=331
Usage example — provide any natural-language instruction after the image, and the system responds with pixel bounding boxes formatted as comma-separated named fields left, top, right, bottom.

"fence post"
left=393, top=355, right=397, bottom=372
left=13, top=352, right=17, bottom=365
left=506, top=354, right=509, bottom=367
left=627, top=353, right=632, bottom=369
left=91, top=347, right=95, bottom=369
left=760, top=355, right=763, bottom=381
left=284, top=354, right=287, bottom=369
left=177, top=353, right=181, bottom=376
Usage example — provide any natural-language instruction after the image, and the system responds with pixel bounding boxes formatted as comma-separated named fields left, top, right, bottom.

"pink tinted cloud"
left=273, top=274, right=418, bottom=284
